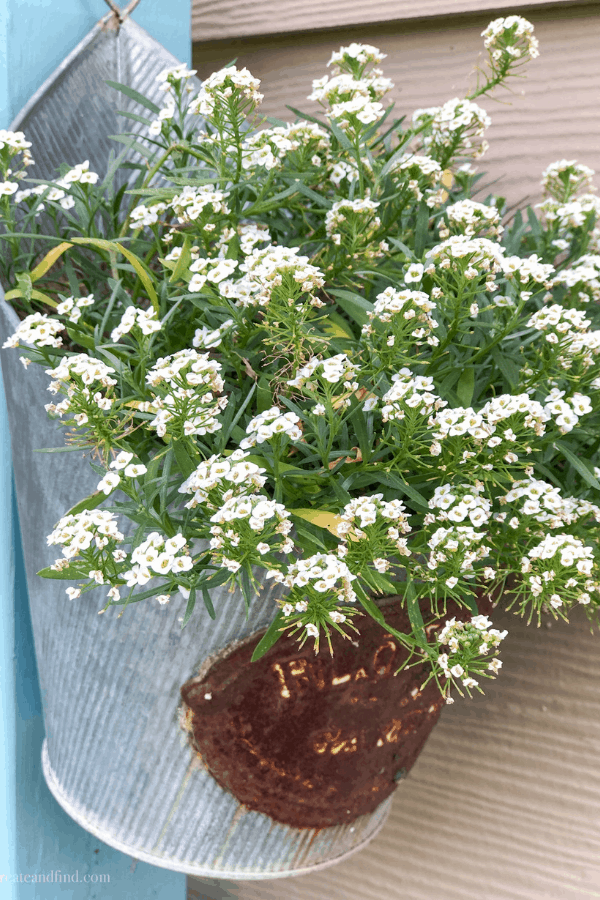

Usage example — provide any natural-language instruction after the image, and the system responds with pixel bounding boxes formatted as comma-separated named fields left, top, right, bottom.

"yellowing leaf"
left=70, top=238, right=159, bottom=312
left=323, top=319, right=354, bottom=339
left=4, top=288, right=57, bottom=308
left=292, top=508, right=344, bottom=537
left=30, top=242, right=73, bottom=282
left=23, top=238, right=159, bottom=313
left=440, top=168, right=454, bottom=203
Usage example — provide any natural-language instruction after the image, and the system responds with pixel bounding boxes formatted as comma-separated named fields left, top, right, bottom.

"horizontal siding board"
left=191, top=0, right=590, bottom=42
left=192, top=8, right=600, bottom=208
left=188, top=605, right=600, bottom=900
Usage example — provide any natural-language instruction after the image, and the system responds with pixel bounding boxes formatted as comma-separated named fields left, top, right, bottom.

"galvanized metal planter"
left=0, top=293, right=391, bottom=877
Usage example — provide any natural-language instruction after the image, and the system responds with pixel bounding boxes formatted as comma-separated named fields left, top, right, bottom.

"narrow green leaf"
left=456, top=367, right=475, bottom=407
left=169, top=235, right=192, bottom=283
left=105, top=80, right=160, bottom=114
left=201, top=587, right=216, bottom=620
left=328, top=118, right=354, bottom=151
left=554, top=441, right=600, bottom=490
left=181, top=587, right=197, bottom=628
left=171, top=439, right=198, bottom=478
left=491, top=347, right=519, bottom=389
left=329, top=288, right=374, bottom=326
left=251, top=610, right=285, bottom=662
left=64, top=491, right=105, bottom=517
left=414, top=200, right=429, bottom=258
left=37, top=565, right=87, bottom=580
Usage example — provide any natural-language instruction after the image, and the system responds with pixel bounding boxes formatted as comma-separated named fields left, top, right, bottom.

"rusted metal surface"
left=181, top=600, right=447, bottom=829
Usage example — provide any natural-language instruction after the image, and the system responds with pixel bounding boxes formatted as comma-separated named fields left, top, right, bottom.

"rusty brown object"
left=180, top=598, right=476, bottom=829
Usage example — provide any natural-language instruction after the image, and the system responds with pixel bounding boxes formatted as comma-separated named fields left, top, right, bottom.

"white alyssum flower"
left=3, top=312, right=65, bottom=349
left=178, top=450, right=267, bottom=509
left=240, top=407, right=302, bottom=448
left=111, top=306, right=161, bottom=342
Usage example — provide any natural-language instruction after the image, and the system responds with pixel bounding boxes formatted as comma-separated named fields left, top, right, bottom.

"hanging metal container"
left=1, top=3, right=396, bottom=878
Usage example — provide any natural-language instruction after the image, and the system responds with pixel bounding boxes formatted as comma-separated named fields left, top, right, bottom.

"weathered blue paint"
left=1, top=1, right=190, bottom=895
left=1, top=0, right=191, bottom=125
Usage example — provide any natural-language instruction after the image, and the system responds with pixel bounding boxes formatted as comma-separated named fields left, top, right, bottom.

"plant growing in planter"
left=2, top=13, right=600, bottom=848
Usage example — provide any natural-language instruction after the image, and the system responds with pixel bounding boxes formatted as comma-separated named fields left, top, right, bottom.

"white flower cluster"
left=390, top=153, right=442, bottom=185
left=96, top=450, right=148, bottom=495
left=441, top=199, right=502, bottom=239
left=209, top=494, right=293, bottom=572
left=541, top=159, right=595, bottom=202
left=338, top=494, right=410, bottom=534
left=503, top=478, right=600, bottom=528
left=124, top=531, right=193, bottom=586
left=55, top=294, right=94, bottom=324
left=325, top=198, right=380, bottom=239
left=274, top=553, right=359, bottom=640
left=528, top=305, right=600, bottom=371
left=426, top=236, right=504, bottom=292
left=48, top=509, right=124, bottom=561
left=538, top=194, right=600, bottom=231
left=157, top=63, right=197, bottom=94
left=427, top=525, right=491, bottom=582
left=269, top=552, right=358, bottom=606
left=44, top=354, right=117, bottom=422
left=521, top=534, right=599, bottom=609
left=327, top=43, right=386, bottom=71
left=502, top=253, right=554, bottom=286
left=386, top=153, right=444, bottom=205
left=178, top=450, right=267, bottom=509
left=287, top=353, right=359, bottom=390
left=17, top=160, right=99, bottom=211
left=551, top=254, right=600, bottom=303
left=544, top=389, right=592, bottom=434
left=2, top=312, right=65, bottom=349
left=148, top=64, right=197, bottom=134
left=144, top=349, right=227, bottom=439
left=45, top=354, right=117, bottom=388
left=412, top=98, right=491, bottom=162
left=430, top=394, right=550, bottom=445
left=191, top=66, right=263, bottom=118
left=241, top=121, right=329, bottom=171
left=0, top=129, right=32, bottom=156
left=192, top=318, right=234, bottom=349
left=308, top=66, right=391, bottom=128
left=381, top=369, right=446, bottom=421
left=429, top=483, right=492, bottom=528
left=437, top=614, right=506, bottom=697
left=481, top=16, right=539, bottom=64
left=170, top=184, right=230, bottom=224
left=526, top=534, right=593, bottom=574
left=336, top=494, right=411, bottom=571
left=237, top=221, right=271, bottom=255
left=129, top=202, right=167, bottom=228
left=111, top=306, right=161, bottom=342
left=232, top=245, right=325, bottom=309
left=60, top=160, right=99, bottom=186
left=240, top=406, right=302, bottom=449
left=188, top=257, right=237, bottom=292
left=362, top=287, right=439, bottom=350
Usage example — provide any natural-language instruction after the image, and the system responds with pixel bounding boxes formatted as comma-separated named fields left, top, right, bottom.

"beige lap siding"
left=191, top=0, right=595, bottom=42
left=192, top=5, right=600, bottom=207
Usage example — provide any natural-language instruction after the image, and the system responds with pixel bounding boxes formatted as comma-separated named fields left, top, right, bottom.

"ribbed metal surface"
left=10, top=15, right=196, bottom=183
left=0, top=289, right=390, bottom=876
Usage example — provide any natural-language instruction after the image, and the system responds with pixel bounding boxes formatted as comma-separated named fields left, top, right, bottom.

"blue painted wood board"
left=1, top=1, right=190, bottom=895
